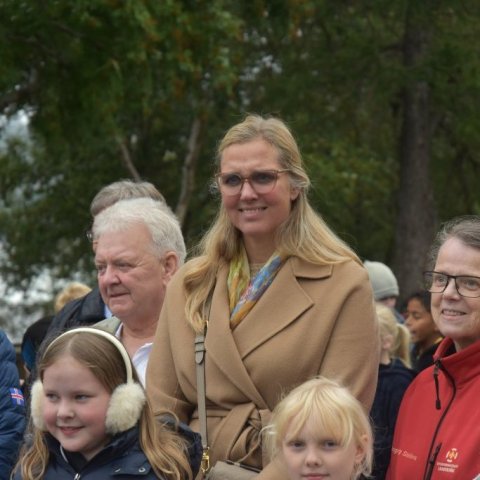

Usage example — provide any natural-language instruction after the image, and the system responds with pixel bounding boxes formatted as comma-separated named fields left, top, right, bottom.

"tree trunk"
left=175, top=116, right=204, bottom=226
left=116, top=136, right=141, bottom=181
left=392, top=2, right=437, bottom=305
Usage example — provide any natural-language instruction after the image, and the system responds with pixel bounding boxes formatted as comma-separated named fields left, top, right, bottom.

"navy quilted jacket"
left=14, top=427, right=166, bottom=479
left=0, top=330, right=26, bottom=480
left=13, top=423, right=200, bottom=479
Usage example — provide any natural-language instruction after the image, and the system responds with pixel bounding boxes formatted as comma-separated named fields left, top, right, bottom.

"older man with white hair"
left=93, top=197, right=186, bottom=385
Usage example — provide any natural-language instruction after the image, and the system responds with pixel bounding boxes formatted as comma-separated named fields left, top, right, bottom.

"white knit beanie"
left=364, top=260, right=399, bottom=300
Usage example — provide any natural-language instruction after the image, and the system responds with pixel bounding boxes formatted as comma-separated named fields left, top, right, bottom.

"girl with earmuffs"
left=13, top=328, right=192, bottom=480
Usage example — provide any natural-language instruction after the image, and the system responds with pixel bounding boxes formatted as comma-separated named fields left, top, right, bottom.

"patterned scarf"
left=228, top=247, right=286, bottom=328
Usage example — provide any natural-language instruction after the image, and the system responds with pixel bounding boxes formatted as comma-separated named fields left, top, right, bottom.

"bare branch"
left=175, top=116, right=204, bottom=226
left=115, top=136, right=141, bottom=181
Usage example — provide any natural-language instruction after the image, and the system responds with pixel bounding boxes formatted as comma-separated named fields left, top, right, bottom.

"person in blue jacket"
left=0, top=329, right=26, bottom=480
left=13, top=327, right=194, bottom=479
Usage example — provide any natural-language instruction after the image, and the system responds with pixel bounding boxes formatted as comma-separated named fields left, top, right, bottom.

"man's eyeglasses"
left=215, top=169, right=290, bottom=196
left=85, top=229, right=94, bottom=242
left=423, top=271, right=480, bottom=298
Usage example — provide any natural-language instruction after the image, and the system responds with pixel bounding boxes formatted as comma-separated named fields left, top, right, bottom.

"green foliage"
left=239, top=1, right=480, bottom=261
left=1, top=0, right=480, bottom=311
left=0, top=0, right=244, bottom=289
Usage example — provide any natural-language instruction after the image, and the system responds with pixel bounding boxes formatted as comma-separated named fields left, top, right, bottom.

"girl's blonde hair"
left=184, top=114, right=361, bottom=332
left=15, top=331, right=192, bottom=480
left=375, top=303, right=412, bottom=367
left=265, top=377, right=373, bottom=479
left=54, top=282, right=91, bottom=313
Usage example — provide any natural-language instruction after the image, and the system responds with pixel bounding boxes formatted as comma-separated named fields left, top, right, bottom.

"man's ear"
left=162, top=252, right=179, bottom=283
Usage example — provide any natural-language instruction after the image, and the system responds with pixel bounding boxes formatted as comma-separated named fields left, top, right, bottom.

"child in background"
left=265, top=377, right=373, bottom=480
left=370, top=303, right=415, bottom=479
left=53, top=282, right=92, bottom=314
left=20, top=282, right=90, bottom=398
left=20, top=316, right=53, bottom=386
left=404, top=290, right=443, bottom=372
left=14, top=327, right=192, bottom=480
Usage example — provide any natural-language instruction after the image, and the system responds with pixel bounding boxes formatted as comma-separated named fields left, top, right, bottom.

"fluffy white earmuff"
left=30, top=379, right=47, bottom=431
left=105, top=382, right=146, bottom=434
left=30, top=327, right=146, bottom=435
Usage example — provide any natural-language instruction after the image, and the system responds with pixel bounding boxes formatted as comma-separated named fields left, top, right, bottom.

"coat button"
left=139, top=467, right=146, bottom=473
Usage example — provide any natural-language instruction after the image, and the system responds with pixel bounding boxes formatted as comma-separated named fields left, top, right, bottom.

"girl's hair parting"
left=264, top=376, right=373, bottom=479
left=15, top=330, right=192, bottom=480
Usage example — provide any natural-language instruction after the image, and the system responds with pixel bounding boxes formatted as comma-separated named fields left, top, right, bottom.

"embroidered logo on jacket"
left=445, top=448, right=458, bottom=463
left=436, top=447, right=459, bottom=474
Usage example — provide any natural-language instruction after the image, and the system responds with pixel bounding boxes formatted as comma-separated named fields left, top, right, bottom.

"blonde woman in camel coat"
left=146, top=115, right=379, bottom=479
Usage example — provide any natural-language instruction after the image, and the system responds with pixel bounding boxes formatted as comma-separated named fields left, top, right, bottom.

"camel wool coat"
left=146, top=256, right=379, bottom=479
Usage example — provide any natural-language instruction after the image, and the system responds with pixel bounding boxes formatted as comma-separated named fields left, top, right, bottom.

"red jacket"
left=386, top=337, right=480, bottom=479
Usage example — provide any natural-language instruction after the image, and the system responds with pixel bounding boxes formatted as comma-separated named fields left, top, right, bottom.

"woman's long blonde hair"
left=185, top=114, right=360, bottom=332
left=15, top=332, right=192, bottom=480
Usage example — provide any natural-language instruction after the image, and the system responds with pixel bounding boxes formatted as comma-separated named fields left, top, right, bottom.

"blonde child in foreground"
left=13, top=328, right=192, bottom=480
left=265, top=377, right=373, bottom=480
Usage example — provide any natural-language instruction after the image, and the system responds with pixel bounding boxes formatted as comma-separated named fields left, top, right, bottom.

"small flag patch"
left=9, top=388, right=25, bottom=406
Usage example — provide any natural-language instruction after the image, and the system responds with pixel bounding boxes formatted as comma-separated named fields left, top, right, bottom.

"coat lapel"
left=234, top=258, right=332, bottom=356
left=205, top=258, right=332, bottom=407
left=205, top=263, right=266, bottom=407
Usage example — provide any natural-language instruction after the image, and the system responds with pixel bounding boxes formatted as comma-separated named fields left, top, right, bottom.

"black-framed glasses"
left=215, top=169, right=290, bottom=196
left=423, top=271, right=480, bottom=298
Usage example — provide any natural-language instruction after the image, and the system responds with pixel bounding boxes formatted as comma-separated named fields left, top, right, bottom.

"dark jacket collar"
left=46, top=426, right=144, bottom=473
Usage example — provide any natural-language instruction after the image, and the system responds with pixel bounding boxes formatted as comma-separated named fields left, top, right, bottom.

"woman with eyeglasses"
left=387, top=216, right=480, bottom=480
left=146, top=114, right=379, bottom=479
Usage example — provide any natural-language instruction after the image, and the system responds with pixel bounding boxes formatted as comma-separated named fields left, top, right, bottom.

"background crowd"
left=1, top=114, right=478, bottom=480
